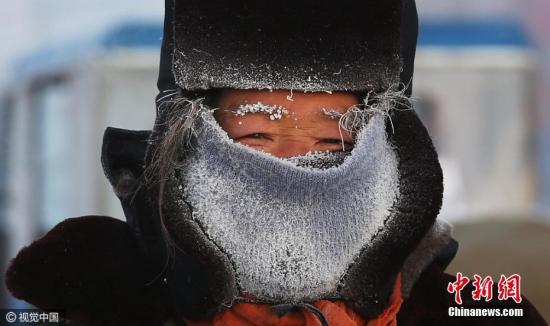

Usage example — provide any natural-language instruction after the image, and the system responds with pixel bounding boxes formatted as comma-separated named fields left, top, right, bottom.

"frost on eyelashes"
left=234, top=102, right=289, bottom=120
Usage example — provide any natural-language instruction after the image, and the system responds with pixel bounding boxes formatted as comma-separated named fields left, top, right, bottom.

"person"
left=5, top=0, right=546, bottom=325
left=214, top=89, right=358, bottom=156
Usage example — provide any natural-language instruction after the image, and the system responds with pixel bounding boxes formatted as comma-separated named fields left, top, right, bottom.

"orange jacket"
left=185, top=274, right=403, bottom=326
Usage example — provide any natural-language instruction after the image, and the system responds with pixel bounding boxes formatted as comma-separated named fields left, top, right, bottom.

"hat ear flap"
left=101, top=127, right=151, bottom=199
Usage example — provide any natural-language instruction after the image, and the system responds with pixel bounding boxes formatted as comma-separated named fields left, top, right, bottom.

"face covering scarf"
left=174, top=109, right=400, bottom=303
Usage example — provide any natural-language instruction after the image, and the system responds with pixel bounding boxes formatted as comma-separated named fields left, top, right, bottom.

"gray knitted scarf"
left=176, top=110, right=400, bottom=302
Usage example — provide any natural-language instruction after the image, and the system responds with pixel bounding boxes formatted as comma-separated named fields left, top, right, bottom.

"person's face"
left=214, top=89, right=359, bottom=158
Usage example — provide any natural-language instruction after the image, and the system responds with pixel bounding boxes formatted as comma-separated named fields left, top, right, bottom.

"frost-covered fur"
left=175, top=110, right=399, bottom=302
left=401, top=219, right=453, bottom=298
left=172, top=1, right=403, bottom=92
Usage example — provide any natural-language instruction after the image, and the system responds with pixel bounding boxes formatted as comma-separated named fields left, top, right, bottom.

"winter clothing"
left=148, top=0, right=443, bottom=320
left=172, top=110, right=399, bottom=303
left=4, top=0, right=547, bottom=325
left=5, top=215, right=545, bottom=325
left=171, top=0, right=402, bottom=92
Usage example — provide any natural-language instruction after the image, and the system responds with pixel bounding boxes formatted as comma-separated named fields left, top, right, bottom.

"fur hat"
left=157, top=0, right=419, bottom=109
left=170, top=0, right=403, bottom=93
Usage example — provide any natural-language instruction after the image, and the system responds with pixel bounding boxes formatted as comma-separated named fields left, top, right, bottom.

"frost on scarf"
left=175, top=111, right=400, bottom=303
left=284, top=150, right=351, bottom=170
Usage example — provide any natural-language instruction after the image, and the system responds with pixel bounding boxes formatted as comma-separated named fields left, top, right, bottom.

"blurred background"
left=0, top=0, right=549, bottom=321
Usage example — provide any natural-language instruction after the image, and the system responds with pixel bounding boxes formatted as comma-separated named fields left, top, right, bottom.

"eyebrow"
left=224, top=102, right=289, bottom=121
left=226, top=102, right=356, bottom=123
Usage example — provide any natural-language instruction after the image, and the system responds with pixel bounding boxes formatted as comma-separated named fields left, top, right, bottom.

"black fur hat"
left=171, top=0, right=404, bottom=93
left=157, top=0, right=418, bottom=110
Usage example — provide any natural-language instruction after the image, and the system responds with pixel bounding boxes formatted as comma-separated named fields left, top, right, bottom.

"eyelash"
left=239, top=133, right=271, bottom=141
left=237, top=135, right=353, bottom=149
left=320, top=139, right=353, bottom=147
left=321, top=139, right=342, bottom=144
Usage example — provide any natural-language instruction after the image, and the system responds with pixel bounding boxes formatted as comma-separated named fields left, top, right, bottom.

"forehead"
left=215, top=89, right=360, bottom=116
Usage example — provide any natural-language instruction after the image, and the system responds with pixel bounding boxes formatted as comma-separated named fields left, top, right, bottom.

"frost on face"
left=321, top=108, right=343, bottom=120
left=234, top=102, right=289, bottom=120
left=175, top=110, right=400, bottom=303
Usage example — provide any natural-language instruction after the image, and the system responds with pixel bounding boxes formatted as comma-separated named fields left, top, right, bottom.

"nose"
left=270, top=140, right=312, bottom=158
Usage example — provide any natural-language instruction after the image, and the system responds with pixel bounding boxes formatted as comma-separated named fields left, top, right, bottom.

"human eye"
left=320, top=138, right=343, bottom=144
left=237, top=133, right=271, bottom=141
left=234, top=133, right=274, bottom=149
left=318, top=138, right=354, bottom=151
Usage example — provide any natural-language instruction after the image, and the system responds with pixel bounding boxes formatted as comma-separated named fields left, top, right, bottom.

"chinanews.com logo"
left=447, top=273, right=524, bottom=317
